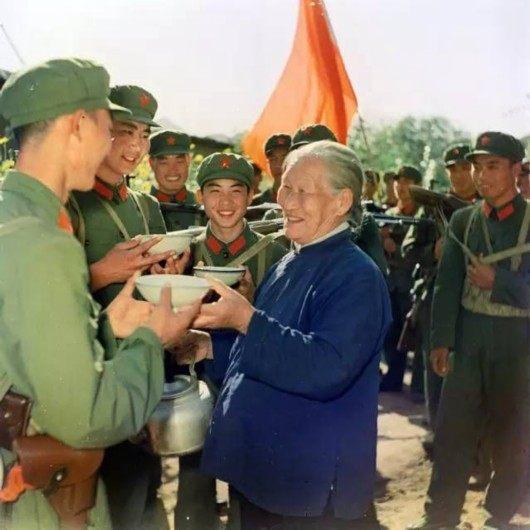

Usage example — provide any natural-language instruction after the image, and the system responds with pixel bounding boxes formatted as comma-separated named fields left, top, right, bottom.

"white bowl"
left=140, top=233, right=191, bottom=255
left=193, top=265, right=246, bottom=286
left=135, top=274, right=210, bottom=308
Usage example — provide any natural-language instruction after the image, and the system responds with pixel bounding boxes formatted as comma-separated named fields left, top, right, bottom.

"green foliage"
left=348, top=116, right=470, bottom=191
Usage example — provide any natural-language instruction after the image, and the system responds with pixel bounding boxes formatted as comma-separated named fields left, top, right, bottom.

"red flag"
left=242, top=0, right=358, bottom=171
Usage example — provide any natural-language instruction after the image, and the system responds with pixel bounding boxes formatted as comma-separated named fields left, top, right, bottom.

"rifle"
left=371, top=213, right=435, bottom=229
left=171, top=217, right=285, bottom=239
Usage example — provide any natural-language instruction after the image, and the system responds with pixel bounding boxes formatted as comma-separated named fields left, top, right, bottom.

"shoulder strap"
left=226, top=233, right=277, bottom=267
left=68, top=194, right=86, bottom=246
left=511, top=201, right=530, bottom=271
left=95, top=196, right=131, bottom=240
left=130, top=192, right=150, bottom=235
left=198, top=241, right=214, bottom=266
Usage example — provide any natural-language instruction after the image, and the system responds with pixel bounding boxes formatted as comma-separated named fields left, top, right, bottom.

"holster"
left=13, top=435, right=103, bottom=530
left=0, top=390, right=32, bottom=451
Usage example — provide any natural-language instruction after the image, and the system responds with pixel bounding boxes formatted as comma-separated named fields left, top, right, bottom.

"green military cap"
left=291, top=124, right=338, bottom=150
left=395, top=165, right=422, bottom=184
left=0, top=58, right=129, bottom=129
left=444, top=143, right=471, bottom=167
left=264, top=133, right=292, bottom=155
left=465, top=131, right=526, bottom=163
left=196, top=152, right=253, bottom=189
left=110, top=85, right=159, bottom=127
left=150, top=129, right=191, bottom=157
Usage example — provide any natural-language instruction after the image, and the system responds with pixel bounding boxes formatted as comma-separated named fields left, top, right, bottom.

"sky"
left=1, top=0, right=529, bottom=139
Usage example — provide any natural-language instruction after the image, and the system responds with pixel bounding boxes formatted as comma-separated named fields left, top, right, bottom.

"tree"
left=348, top=116, right=470, bottom=191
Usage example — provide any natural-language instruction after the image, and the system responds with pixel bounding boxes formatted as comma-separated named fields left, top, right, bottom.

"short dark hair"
left=13, top=119, right=54, bottom=148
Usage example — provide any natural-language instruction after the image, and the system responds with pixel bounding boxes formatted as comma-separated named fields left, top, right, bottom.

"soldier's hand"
left=467, top=257, right=496, bottom=290
left=383, top=236, right=397, bottom=254
left=145, top=285, right=201, bottom=347
left=193, top=275, right=255, bottom=334
left=150, top=248, right=191, bottom=275
left=107, top=272, right=154, bottom=338
left=430, top=347, right=451, bottom=377
left=170, top=330, right=212, bottom=365
left=235, top=267, right=255, bottom=301
left=90, top=237, right=175, bottom=291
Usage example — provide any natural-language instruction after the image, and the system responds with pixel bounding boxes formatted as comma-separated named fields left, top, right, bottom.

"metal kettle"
left=147, top=364, right=214, bottom=456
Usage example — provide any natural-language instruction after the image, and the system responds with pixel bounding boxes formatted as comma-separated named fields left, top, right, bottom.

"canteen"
left=147, top=365, right=214, bottom=456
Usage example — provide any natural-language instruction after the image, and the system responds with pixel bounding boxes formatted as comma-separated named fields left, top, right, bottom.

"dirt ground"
left=375, top=390, right=530, bottom=530
left=160, top=386, right=530, bottom=530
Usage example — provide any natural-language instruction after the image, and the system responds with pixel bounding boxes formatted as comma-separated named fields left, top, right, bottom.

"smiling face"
left=149, top=153, right=190, bottom=193
left=199, top=179, right=253, bottom=235
left=277, top=157, right=351, bottom=246
left=447, top=160, right=475, bottom=199
left=97, top=120, right=150, bottom=184
left=471, top=154, right=519, bottom=206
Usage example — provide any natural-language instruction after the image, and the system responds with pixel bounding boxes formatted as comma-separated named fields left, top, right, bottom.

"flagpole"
left=0, top=23, right=25, bottom=65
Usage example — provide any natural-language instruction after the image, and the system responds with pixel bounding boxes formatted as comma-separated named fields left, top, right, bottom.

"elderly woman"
left=194, top=140, right=392, bottom=529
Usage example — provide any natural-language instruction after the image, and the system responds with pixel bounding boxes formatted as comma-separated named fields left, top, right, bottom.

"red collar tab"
left=482, top=200, right=515, bottom=221
left=205, top=234, right=223, bottom=254
left=93, top=178, right=128, bottom=203
left=156, top=188, right=187, bottom=203
left=205, top=233, right=247, bottom=256
left=57, top=208, right=73, bottom=235
left=228, top=235, right=246, bottom=256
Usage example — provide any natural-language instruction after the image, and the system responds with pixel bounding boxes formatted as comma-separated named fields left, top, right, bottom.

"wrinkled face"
left=99, top=120, right=150, bottom=180
left=278, top=157, right=350, bottom=245
left=266, top=146, right=290, bottom=182
left=70, top=109, right=114, bottom=191
left=199, top=179, right=253, bottom=231
left=150, top=154, right=190, bottom=193
left=394, top=177, right=414, bottom=202
left=447, top=161, right=474, bottom=198
left=471, top=155, right=519, bottom=204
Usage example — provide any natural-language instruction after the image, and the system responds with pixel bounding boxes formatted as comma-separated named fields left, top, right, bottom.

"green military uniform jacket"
left=0, top=171, right=165, bottom=530
left=192, top=221, right=286, bottom=286
left=150, top=185, right=203, bottom=231
left=67, top=178, right=167, bottom=308
left=431, top=194, right=530, bottom=357
left=385, top=205, right=422, bottom=293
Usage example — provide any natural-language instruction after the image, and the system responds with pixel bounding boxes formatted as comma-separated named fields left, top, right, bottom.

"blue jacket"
left=201, top=230, right=391, bottom=519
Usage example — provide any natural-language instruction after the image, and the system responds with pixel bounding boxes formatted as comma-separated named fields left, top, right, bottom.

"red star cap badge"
left=166, top=136, right=176, bottom=145
left=277, top=138, right=286, bottom=145
left=303, top=126, right=313, bottom=135
left=139, top=93, right=150, bottom=108
left=480, top=135, right=491, bottom=146
left=220, top=156, right=231, bottom=169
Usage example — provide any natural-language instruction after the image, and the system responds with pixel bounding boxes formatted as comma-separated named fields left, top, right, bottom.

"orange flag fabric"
left=242, top=0, right=358, bottom=171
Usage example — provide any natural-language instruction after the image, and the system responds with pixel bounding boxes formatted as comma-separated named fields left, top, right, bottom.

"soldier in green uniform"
left=67, top=85, right=186, bottom=529
left=149, top=129, right=202, bottom=230
left=409, top=132, right=530, bottom=530
left=380, top=166, right=425, bottom=392
left=0, top=57, right=200, bottom=530
left=252, top=133, right=291, bottom=206
left=362, top=170, right=385, bottom=213
left=67, top=85, right=182, bottom=310
left=174, top=152, right=287, bottom=530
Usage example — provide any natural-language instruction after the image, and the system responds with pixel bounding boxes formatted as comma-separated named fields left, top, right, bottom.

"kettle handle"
left=188, top=360, right=197, bottom=383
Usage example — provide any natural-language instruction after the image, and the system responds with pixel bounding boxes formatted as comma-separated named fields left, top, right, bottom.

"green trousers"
left=424, top=349, right=530, bottom=526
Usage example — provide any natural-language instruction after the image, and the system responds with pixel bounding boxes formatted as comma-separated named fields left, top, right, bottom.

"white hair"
left=283, top=140, right=364, bottom=209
